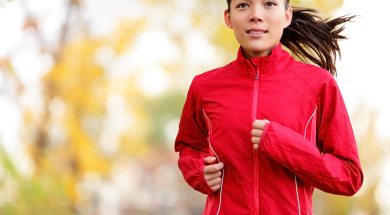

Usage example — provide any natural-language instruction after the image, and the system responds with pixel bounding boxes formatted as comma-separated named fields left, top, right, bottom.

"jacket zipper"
left=252, top=67, right=260, bottom=215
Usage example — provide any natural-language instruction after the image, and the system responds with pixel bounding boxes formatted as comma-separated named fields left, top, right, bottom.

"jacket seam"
left=287, top=66, right=320, bottom=99
left=196, top=63, right=234, bottom=106
left=333, top=125, right=356, bottom=156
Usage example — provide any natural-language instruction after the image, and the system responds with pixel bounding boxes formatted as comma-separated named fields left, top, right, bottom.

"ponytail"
left=281, top=7, right=356, bottom=76
left=225, top=0, right=355, bottom=76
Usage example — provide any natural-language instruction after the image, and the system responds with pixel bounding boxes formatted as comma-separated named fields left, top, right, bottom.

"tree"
left=1, top=0, right=387, bottom=214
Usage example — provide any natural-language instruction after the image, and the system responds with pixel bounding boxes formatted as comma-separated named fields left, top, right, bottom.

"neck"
left=242, top=43, right=280, bottom=60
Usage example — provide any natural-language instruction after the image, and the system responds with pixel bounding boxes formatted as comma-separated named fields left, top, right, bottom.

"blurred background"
left=0, top=0, right=389, bottom=214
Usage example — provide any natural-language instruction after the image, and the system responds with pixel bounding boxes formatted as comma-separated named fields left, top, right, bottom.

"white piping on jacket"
left=294, top=175, right=300, bottom=215
left=202, top=108, right=224, bottom=215
left=295, top=106, right=317, bottom=215
left=304, top=106, right=317, bottom=139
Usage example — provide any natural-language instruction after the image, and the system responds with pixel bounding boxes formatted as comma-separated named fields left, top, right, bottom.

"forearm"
left=259, top=122, right=363, bottom=195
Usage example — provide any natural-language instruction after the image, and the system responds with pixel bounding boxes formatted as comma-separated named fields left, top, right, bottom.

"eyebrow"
left=233, top=0, right=251, bottom=3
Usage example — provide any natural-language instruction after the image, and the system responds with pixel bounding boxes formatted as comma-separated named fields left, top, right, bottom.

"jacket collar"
left=233, top=43, right=292, bottom=79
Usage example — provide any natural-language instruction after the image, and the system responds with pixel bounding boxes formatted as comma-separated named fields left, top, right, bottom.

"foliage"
left=0, top=0, right=388, bottom=214
left=0, top=149, right=74, bottom=215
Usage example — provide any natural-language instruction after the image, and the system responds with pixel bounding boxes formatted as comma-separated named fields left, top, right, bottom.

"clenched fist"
left=203, top=157, right=224, bottom=192
left=251, top=119, right=270, bottom=150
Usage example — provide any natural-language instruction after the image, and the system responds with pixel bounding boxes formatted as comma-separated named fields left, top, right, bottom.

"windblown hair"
left=226, top=0, right=356, bottom=76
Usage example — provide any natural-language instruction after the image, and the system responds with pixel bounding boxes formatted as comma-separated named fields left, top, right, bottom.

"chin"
left=250, top=44, right=277, bottom=52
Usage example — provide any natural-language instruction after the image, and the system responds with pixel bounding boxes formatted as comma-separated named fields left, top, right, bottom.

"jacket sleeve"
left=258, top=76, right=363, bottom=196
left=175, top=77, right=214, bottom=195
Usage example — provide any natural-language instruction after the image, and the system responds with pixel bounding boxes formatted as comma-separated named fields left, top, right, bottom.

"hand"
left=252, top=119, right=270, bottom=150
left=203, top=157, right=224, bottom=192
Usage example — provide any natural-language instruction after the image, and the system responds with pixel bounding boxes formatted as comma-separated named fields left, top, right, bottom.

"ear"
left=224, top=9, right=233, bottom=29
left=284, top=7, right=293, bottom=28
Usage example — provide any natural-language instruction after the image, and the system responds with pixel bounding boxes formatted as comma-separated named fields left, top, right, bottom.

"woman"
left=175, top=0, right=363, bottom=214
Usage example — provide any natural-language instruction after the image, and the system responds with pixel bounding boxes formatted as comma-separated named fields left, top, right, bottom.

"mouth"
left=246, top=28, right=268, bottom=36
left=248, top=30, right=267, bottom=34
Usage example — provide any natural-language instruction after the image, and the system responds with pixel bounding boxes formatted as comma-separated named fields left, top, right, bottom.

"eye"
left=236, top=3, right=249, bottom=9
left=265, top=1, right=277, bottom=6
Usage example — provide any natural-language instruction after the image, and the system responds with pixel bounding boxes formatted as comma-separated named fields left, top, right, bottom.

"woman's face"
left=225, top=0, right=292, bottom=59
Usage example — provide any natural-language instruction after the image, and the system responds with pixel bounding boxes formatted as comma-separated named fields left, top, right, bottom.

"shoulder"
left=287, top=60, right=336, bottom=94
left=191, top=62, right=233, bottom=94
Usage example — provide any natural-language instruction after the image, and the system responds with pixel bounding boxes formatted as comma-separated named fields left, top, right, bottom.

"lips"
left=248, top=30, right=266, bottom=34
left=246, top=28, right=268, bottom=35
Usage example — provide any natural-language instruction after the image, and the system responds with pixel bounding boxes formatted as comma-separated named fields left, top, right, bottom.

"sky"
left=334, top=0, right=390, bottom=139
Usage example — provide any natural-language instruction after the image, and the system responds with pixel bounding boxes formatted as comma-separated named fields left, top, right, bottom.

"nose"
left=250, top=17, right=262, bottom=22
left=249, top=7, right=263, bottom=22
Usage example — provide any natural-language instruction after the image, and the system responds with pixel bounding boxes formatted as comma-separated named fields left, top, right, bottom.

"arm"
left=254, top=77, right=363, bottom=196
left=175, top=78, right=215, bottom=195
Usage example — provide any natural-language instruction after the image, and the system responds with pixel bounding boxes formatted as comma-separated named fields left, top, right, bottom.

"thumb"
left=204, top=156, right=216, bottom=164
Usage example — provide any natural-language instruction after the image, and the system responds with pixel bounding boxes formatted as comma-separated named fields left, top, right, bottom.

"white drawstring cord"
left=202, top=108, right=224, bottom=215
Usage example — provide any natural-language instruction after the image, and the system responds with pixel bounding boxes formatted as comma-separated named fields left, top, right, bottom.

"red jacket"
left=175, top=44, right=363, bottom=215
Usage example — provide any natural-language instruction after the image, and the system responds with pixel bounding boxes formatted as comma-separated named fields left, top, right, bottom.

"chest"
left=201, top=76, right=317, bottom=139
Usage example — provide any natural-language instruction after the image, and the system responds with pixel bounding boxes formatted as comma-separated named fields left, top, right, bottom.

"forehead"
left=232, top=0, right=286, bottom=3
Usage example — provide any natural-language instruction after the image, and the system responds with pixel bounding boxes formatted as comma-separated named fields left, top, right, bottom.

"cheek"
left=232, top=20, right=245, bottom=37
left=231, top=17, right=243, bottom=29
left=270, top=16, right=286, bottom=34
left=270, top=14, right=286, bottom=26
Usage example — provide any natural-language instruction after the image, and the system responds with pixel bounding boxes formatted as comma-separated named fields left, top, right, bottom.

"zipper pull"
left=255, top=74, right=258, bottom=80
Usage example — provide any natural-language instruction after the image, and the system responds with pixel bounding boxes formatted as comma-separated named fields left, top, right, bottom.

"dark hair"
left=226, top=0, right=356, bottom=76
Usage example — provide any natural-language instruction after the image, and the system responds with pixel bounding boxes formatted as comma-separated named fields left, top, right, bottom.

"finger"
left=253, top=120, right=270, bottom=129
left=253, top=144, right=259, bottom=150
left=204, top=162, right=224, bottom=174
left=251, top=136, right=260, bottom=144
left=252, top=120, right=261, bottom=129
left=208, top=177, right=222, bottom=188
left=204, top=156, right=216, bottom=164
left=253, top=120, right=266, bottom=129
left=211, top=184, right=221, bottom=192
left=205, top=170, right=222, bottom=181
left=251, top=129, right=263, bottom=137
